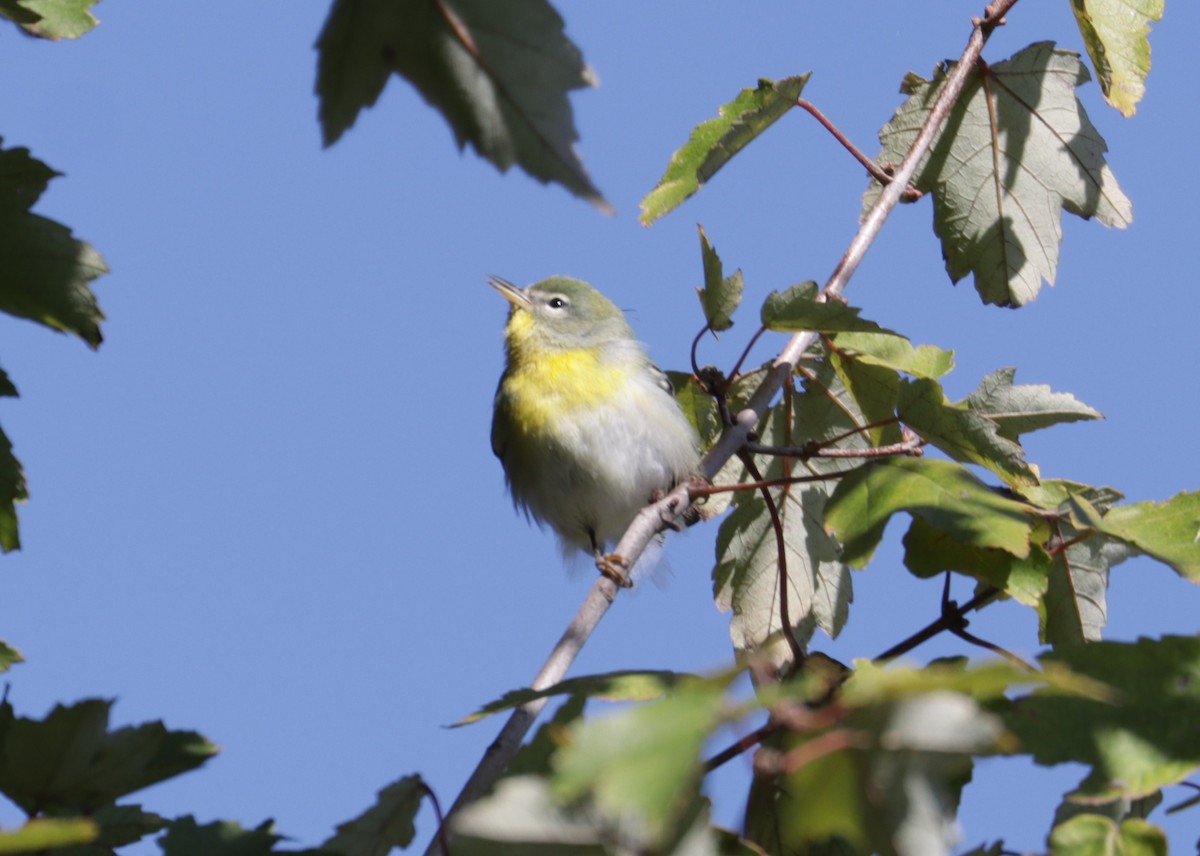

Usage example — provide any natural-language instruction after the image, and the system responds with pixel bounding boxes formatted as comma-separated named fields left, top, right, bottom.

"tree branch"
left=427, top=3, right=1021, bottom=850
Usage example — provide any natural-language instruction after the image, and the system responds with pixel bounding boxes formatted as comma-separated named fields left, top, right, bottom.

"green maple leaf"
left=866, top=43, right=1131, bottom=307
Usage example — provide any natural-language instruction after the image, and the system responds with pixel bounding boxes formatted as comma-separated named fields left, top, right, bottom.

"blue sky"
left=1, top=1, right=1197, bottom=852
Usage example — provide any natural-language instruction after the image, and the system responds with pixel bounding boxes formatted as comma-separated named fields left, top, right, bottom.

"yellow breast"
left=502, top=315, right=626, bottom=435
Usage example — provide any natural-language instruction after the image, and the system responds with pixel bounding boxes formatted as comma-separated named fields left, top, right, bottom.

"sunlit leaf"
left=963, top=368, right=1102, bottom=441
left=1095, top=491, right=1200, bottom=583
left=866, top=43, right=1131, bottom=306
left=696, top=225, right=744, bottom=332
left=832, top=331, right=954, bottom=380
left=715, top=371, right=855, bottom=665
left=902, top=517, right=1052, bottom=607
left=824, top=458, right=1038, bottom=568
left=315, top=0, right=607, bottom=211
left=829, top=350, right=903, bottom=447
left=0, top=0, right=100, bottom=39
left=898, top=377, right=1038, bottom=487
left=761, top=282, right=890, bottom=335
left=641, top=75, right=809, bottom=224
left=1070, top=0, right=1163, bottom=117
left=668, top=371, right=721, bottom=449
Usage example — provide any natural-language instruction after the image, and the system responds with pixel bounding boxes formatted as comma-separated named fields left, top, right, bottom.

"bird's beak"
left=487, top=275, right=532, bottom=310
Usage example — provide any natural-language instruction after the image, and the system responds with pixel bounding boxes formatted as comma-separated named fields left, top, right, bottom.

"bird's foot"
left=595, top=553, right=633, bottom=588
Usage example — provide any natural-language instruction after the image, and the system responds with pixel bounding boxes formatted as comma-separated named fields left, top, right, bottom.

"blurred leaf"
left=507, top=696, right=586, bottom=779
left=1053, top=789, right=1162, bottom=832
left=824, top=458, right=1038, bottom=568
left=0, top=141, right=108, bottom=346
left=831, top=331, right=954, bottom=380
left=1070, top=0, right=1162, bottom=117
left=457, top=670, right=695, bottom=726
left=0, top=423, right=27, bottom=553
left=451, top=776, right=607, bottom=855
left=766, top=745, right=871, bottom=854
left=865, top=43, right=1131, bottom=306
left=898, top=377, right=1038, bottom=487
left=963, top=368, right=1102, bottom=441
left=315, top=0, right=607, bottom=211
left=159, top=817, right=323, bottom=856
left=1093, top=491, right=1200, bottom=582
left=0, top=369, right=16, bottom=398
left=0, top=0, right=99, bottom=39
left=761, top=282, right=891, bottom=335
left=83, top=804, right=169, bottom=848
left=640, top=75, right=809, bottom=225
left=772, top=692, right=1004, bottom=856
left=323, top=775, right=424, bottom=856
left=0, top=818, right=96, bottom=853
left=1008, top=636, right=1200, bottom=801
left=696, top=225, right=744, bottom=332
left=0, top=643, right=21, bottom=674
left=552, top=678, right=730, bottom=847
left=0, top=698, right=217, bottom=814
left=1047, top=813, right=1167, bottom=856
left=842, top=659, right=1110, bottom=707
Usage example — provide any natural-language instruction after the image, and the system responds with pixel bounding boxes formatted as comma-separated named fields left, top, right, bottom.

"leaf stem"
left=796, top=98, right=922, bottom=201
left=739, top=451, right=806, bottom=665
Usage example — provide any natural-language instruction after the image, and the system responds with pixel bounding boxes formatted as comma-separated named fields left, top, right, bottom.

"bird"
left=488, top=275, right=701, bottom=587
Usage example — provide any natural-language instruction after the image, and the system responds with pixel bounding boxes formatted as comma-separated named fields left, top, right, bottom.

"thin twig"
left=729, top=325, right=769, bottom=382
left=690, top=324, right=710, bottom=379
left=420, top=781, right=452, bottom=856
left=796, top=98, right=922, bottom=202
left=937, top=573, right=1034, bottom=670
left=875, top=585, right=1001, bottom=662
left=744, top=434, right=922, bottom=460
left=739, top=451, right=806, bottom=665
left=688, top=472, right=846, bottom=499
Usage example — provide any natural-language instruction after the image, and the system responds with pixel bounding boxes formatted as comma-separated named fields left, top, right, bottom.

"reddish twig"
left=797, top=98, right=923, bottom=202
left=739, top=451, right=806, bottom=665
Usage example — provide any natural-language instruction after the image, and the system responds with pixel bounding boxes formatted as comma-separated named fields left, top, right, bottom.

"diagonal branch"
left=426, top=2, right=1020, bottom=851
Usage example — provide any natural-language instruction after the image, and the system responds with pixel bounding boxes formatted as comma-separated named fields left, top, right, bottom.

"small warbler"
left=489, top=275, right=700, bottom=586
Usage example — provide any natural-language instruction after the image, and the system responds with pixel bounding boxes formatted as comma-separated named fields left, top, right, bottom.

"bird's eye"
left=547, top=297, right=567, bottom=309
